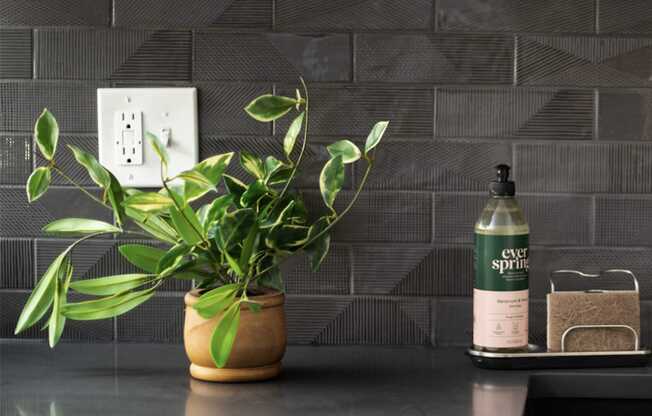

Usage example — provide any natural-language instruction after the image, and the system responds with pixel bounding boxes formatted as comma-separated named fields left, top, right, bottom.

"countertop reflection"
left=1, top=342, right=650, bottom=415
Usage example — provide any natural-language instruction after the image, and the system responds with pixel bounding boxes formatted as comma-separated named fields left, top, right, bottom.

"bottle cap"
left=490, top=164, right=515, bottom=196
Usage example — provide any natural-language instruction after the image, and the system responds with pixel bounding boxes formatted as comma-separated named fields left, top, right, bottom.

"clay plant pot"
left=184, top=289, right=287, bottom=382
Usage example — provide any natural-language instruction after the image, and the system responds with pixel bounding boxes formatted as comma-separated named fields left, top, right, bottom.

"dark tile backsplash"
left=1, top=1, right=652, bottom=347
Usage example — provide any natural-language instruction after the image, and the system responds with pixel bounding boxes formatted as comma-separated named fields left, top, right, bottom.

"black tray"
left=467, top=345, right=652, bottom=370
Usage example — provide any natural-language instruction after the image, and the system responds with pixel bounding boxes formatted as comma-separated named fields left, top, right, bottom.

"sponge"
left=547, top=291, right=640, bottom=352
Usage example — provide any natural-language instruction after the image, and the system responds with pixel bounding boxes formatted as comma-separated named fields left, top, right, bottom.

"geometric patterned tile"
left=114, top=0, right=272, bottom=28
left=516, top=142, right=652, bottom=193
left=194, top=32, right=350, bottom=82
left=352, top=245, right=473, bottom=296
left=286, top=296, right=430, bottom=345
left=36, top=30, right=191, bottom=81
left=275, top=0, right=432, bottom=30
left=517, top=36, right=652, bottom=87
left=437, top=0, right=595, bottom=32
left=357, top=34, right=513, bottom=83
left=433, top=194, right=593, bottom=246
left=276, top=84, right=434, bottom=138
left=0, top=135, right=31, bottom=185
left=598, top=0, right=652, bottom=34
left=302, top=190, right=432, bottom=243
left=34, top=135, right=98, bottom=185
left=436, top=88, right=594, bottom=139
left=0, top=0, right=110, bottom=26
left=0, top=81, right=105, bottom=133
left=0, top=29, right=31, bottom=78
left=285, top=296, right=351, bottom=344
left=116, top=294, right=184, bottom=342
left=196, top=82, right=272, bottom=136
left=433, top=297, right=472, bottom=347
left=282, top=245, right=351, bottom=295
left=36, top=239, right=191, bottom=292
left=358, top=139, right=511, bottom=191
left=1, top=291, right=114, bottom=342
left=595, top=196, right=652, bottom=247
left=0, top=188, right=113, bottom=238
left=598, top=89, right=652, bottom=141
left=0, top=239, right=34, bottom=289
left=529, top=246, right=652, bottom=299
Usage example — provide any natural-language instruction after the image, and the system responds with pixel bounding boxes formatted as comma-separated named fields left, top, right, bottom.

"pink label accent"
left=473, top=288, right=528, bottom=348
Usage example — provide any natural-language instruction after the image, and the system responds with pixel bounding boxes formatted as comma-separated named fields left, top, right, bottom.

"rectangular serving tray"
left=467, top=345, right=652, bottom=370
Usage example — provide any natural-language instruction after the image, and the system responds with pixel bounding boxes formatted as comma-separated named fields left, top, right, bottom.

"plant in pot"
left=15, top=80, right=389, bottom=382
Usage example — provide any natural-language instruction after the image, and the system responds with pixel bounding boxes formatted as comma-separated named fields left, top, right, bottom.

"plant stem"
left=51, top=165, right=112, bottom=211
left=275, top=77, right=310, bottom=205
left=160, top=167, right=209, bottom=249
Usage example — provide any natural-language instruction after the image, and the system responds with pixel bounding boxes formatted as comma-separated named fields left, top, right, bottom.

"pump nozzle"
left=490, top=164, right=515, bottom=196
left=495, top=164, right=510, bottom=182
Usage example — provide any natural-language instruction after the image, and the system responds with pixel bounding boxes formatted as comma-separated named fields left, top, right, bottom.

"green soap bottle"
left=473, top=164, right=529, bottom=352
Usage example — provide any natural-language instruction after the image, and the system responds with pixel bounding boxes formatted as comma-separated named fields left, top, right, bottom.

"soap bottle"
left=473, top=164, right=529, bottom=352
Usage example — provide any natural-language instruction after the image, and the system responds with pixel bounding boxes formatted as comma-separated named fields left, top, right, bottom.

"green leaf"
left=48, top=258, right=71, bottom=347
left=42, top=218, right=121, bottom=236
left=267, top=166, right=293, bottom=186
left=244, top=94, right=297, bottom=122
left=122, top=192, right=173, bottom=213
left=67, top=144, right=110, bottom=188
left=223, top=175, right=247, bottom=207
left=62, top=288, right=155, bottom=320
left=210, top=302, right=241, bottom=368
left=223, top=250, right=244, bottom=277
left=169, top=205, right=203, bottom=246
left=239, top=150, right=266, bottom=179
left=118, top=244, right=166, bottom=273
left=240, top=179, right=268, bottom=207
left=239, top=225, right=259, bottom=274
left=146, top=132, right=169, bottom=166
left=105, top=171, right=126, bottom=226
left=264, top=156, right=285, bottom=180
left=198, top=194, right=233, bottom=231
left=327, top=140, right=361, bottom=164
left=283, top=112, right=304, bottom=158
left=257, top=265, right=283, bottom=292
left=177, top=170, right=213, bottom=187
left=26, top=167, right=51, bottom=203
left=15, top=251, right=68, bottom=334
left=70, top=274, right=153, bottom=296
left=319, top=155, right=345, bottom=210
left=34, top=109, right=59, bottom=161
left=124, top=208, right=177, bottom=244
left=305, top=217, right=331, bottom=272
left=275, top=224, right=310, bottom=248
left=193, top=284, right=239, bottom=319
left=156, top=243, right=190, bottom=274
left=364, top=121, right=389, bottom=155
left=244, top=300, right=263, bottom=313
left=260, top=200, right=295, bottom=230
left=217, top=208, right=255, bottom=250
left=194, top=153, right=234, bottom=184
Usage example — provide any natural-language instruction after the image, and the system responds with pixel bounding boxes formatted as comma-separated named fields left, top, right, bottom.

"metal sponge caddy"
left=468, top=269, right=651, bottom=370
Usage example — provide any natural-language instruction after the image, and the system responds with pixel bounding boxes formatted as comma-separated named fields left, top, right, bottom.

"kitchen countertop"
left=1, top=342, right=651, bottom=416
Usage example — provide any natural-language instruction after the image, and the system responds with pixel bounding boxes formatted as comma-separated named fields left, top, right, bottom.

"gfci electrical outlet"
left=97, top=88, right=198, bottom=187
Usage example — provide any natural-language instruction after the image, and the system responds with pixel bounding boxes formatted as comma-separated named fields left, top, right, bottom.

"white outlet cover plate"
left=97, top=88, right=198, bottom=187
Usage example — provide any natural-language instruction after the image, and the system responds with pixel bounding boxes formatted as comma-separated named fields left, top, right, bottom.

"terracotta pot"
left=184, top=289, right=287, bottom=382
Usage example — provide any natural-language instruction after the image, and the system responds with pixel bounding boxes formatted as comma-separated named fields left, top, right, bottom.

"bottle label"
left=474, top=233, right=529, bottom=348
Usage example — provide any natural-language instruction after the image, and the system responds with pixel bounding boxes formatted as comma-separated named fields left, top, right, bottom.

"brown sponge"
left=547, top=291, right=640, bottom=352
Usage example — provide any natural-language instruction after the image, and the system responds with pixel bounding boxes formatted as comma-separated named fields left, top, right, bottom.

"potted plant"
left=14, top=80, right=388, bottom=382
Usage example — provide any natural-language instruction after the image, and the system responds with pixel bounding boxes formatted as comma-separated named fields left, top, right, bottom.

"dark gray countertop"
left=1, top=342, right=651, bottom=416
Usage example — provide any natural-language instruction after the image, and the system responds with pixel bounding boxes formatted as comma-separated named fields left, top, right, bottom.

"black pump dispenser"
left=489, top=164, right=515, bottom=197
